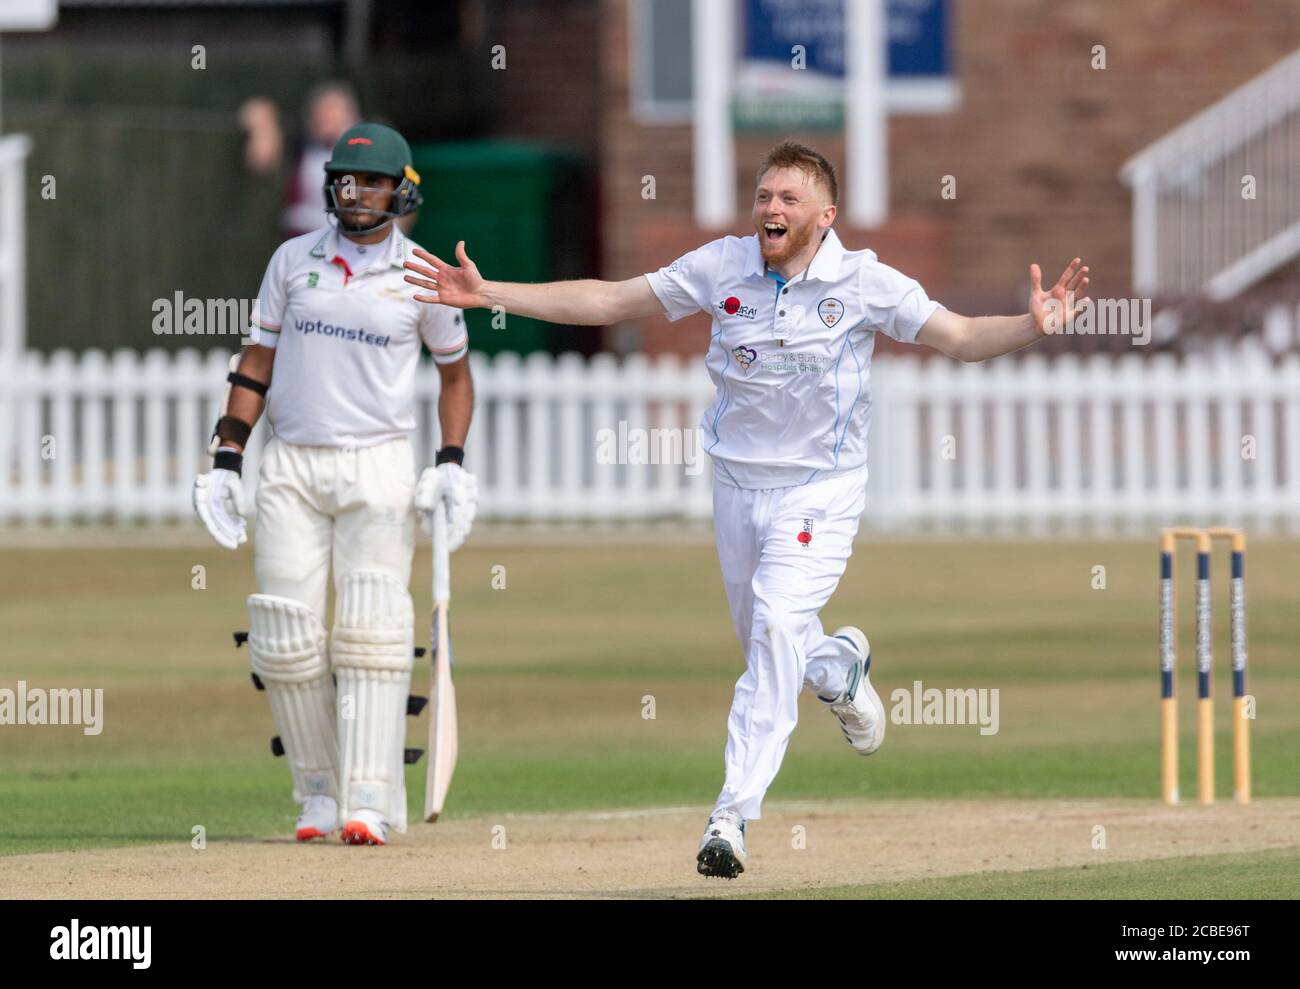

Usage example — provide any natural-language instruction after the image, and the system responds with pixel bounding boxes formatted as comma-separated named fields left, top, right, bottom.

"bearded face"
left=752, top=166, right=834, bottom=268
left=326, top=171, right=398, bottom=233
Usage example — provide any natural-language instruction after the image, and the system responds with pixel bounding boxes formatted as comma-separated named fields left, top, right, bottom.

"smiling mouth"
left=763, top=222, right=788, bottom=244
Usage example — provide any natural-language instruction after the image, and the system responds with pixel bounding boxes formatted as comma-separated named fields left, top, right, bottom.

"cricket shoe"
left=340, top=808, right=389, bottom=846
left=295, top=794, right=338, bottom=842
left=821, top=626, right=886, bottom=756
left=696, top=809, right=747, bottom=879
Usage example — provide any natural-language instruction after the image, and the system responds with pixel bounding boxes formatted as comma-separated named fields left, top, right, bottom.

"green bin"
left=408, top=141, right=587, bottom=357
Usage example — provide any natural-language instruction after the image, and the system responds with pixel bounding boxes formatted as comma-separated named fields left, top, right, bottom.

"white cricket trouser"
left=711, top=466, right=867, bottom=820
left=253, top=435, right=419, bottom=829
left=254, top=436, right=417, bottom=614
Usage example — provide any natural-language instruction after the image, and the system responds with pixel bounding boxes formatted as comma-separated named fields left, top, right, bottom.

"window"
left=631, top=0, right=695, bottom=123
left=631, top=0, right=959, bottom=125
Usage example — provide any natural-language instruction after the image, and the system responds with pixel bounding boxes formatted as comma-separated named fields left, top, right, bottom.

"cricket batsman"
left=403, top=141, right=1088, bottom=877
left=191, top=122, right=478, bottom=846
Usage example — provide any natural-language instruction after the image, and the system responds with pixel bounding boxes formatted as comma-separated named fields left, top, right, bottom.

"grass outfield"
left=2, top=536, right=1298, bottom=863
left=728, top=847, right=1300, bottom=900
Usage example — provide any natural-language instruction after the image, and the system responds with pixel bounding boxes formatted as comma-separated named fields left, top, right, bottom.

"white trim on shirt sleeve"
left=249, top=324, right=280, bottom=350
left=645, top=271, right=697, bottom=322
left=644, top=239, right=725, bottom=322
left=249, top=242, right=290, bottom=349
left=418, top=300, right=470, bottom=363
left=861, top=257, right=943, bottom=344
left=893, top=291, right=944, bottom=343
left=430, top=338, right=469, bottom=364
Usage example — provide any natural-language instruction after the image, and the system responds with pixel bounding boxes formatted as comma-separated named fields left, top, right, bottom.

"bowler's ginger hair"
left=756, top=142, right=839, bottom=206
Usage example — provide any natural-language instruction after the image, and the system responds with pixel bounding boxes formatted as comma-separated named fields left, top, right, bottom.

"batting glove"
left=415, top=463, right=478, bottom=552
left=192, top=465, right=248, bottom=550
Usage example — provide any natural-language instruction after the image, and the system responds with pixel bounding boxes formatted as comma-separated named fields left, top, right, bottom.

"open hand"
left=1029, top=258, right=1089, bottom=335
left=403, top=241, right=487, bottom=309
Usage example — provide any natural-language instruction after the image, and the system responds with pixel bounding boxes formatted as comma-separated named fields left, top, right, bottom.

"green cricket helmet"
left=323, top=122, right=423, bottom=234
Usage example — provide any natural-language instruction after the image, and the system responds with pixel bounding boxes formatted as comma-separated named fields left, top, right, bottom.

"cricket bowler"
left=191, top=122, right=478, bottom=846
left=402, top=141, right=1088, bottom=877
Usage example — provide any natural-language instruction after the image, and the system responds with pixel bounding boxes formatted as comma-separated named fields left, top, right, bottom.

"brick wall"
left=493, top=0, right=602, bottom=153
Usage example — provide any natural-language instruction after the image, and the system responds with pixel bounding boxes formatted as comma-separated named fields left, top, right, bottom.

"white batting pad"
left=246, top=594, right=338, bottom=803
left=332, top=570, right=415, bottom=832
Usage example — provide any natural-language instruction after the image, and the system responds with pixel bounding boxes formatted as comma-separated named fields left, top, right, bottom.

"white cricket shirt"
left=645, top=229, right=942, bottom=489
left=249, top=225, right=468, bottom=448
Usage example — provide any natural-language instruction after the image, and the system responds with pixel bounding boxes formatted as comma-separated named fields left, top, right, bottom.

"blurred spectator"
left=240, top=82, right=421, bottom=239
left=282, top=81, right=362, bottom=237
left=238, top=97, right=284, bottom=175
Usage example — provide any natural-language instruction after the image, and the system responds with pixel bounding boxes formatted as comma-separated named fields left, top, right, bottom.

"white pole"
left=692, top=0, right=736, bottom=229
left=0, top=135, right=30, bottom=365
left=1132, top=172, right=1158, bottom=295
left=845, top=0, right=887, bottom=227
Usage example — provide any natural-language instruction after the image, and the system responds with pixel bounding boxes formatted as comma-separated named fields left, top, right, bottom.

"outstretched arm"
left=404, top=242, right=664, bottom=326
left=917, top=258, right=1089, bottom=362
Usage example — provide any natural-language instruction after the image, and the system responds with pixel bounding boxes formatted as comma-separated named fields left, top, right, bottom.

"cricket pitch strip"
left=7, top=798, right=1298, bottom=899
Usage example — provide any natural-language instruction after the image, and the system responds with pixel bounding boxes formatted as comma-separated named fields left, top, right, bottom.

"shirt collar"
left=745, top=227, right=846, bottom=282
left=309, top=224, right=408, bottom=271
left=743, top=234, right=765, bottom=278
left=806, top=227, right=845, bottom=282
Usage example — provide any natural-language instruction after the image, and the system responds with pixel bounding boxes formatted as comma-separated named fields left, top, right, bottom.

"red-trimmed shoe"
left=340, top=808, right=389, bottom=846
left=295, top=794, right=338, bottom=842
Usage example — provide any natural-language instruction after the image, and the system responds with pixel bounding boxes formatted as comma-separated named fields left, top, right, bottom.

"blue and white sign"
left=735, top=0, right=954, bottom=128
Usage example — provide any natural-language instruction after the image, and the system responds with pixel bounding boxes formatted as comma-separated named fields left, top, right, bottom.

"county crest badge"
left=817, top=298, right=844, bottom=328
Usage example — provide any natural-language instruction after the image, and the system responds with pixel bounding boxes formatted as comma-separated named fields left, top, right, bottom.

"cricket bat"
left=423, top=499, right=458, bottom=822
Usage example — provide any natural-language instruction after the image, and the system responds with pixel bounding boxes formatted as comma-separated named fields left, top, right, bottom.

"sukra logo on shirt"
left=798, top=518, right=814, bottom=547
left=294, top=318, right=391, bottom=348
left=717, top=296, right=757, bottom=320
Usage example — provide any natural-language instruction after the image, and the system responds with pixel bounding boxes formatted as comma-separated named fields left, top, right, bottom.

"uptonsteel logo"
left=717, top=296, right=757, bottom=320
left=293, top=318, right=391, bottom=348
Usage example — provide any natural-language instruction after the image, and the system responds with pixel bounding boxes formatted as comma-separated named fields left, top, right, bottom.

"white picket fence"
left=2, top=345, right=1300, bottom=533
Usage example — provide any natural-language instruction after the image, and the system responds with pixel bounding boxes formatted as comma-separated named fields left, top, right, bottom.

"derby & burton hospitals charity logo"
left=732, top=345, right=757, bottom=369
